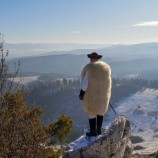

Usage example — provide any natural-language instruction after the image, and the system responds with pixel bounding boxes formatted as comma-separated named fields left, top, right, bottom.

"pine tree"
left=0, top=91, right=73, bottom=158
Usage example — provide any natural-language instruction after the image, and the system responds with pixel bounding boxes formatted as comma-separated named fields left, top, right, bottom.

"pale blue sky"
left=1, top=0, right=158, bottom=44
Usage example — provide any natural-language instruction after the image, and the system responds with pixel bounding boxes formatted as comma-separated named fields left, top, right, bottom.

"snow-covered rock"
left=115, top=89, right=158, bottom=154
left=63, top=116, right=133, bottom=158
left=63, top=88, right=158, bottom=157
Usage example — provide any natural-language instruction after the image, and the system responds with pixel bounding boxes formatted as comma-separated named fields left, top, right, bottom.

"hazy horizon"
left=3, top=41, right=158, bottom=59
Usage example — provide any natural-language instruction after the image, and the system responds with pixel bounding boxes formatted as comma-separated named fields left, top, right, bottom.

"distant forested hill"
left=7, top=42, right=158, bottom=79
left=24, top=78, right=158, bottom=125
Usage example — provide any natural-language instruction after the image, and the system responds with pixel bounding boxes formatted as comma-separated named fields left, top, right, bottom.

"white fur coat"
left=81, top=61, right=112, bottom=115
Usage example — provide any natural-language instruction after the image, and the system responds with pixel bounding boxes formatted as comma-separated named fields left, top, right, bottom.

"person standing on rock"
left=79, top=52, right=112, bottom=137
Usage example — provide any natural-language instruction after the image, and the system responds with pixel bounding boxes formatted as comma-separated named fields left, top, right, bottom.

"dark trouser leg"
left=97, top=115, right=103, bottom=135
left=86, top=118, right=98, bottom=137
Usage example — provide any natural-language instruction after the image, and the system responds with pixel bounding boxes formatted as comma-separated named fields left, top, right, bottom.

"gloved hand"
left=79, top=89, right=85, bottom=100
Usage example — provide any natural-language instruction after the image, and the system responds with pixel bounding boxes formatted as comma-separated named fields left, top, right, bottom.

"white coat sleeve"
left=81, top=72, right=88, bottom=91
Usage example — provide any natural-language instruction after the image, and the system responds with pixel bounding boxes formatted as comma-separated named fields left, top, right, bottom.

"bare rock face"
left=132, top=151, right=158, bottom=158
left=63, top=116, right=133, bottom=158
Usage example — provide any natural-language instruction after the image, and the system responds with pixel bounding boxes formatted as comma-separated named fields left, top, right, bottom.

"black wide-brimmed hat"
left=87, top=52, right=102, bottom=59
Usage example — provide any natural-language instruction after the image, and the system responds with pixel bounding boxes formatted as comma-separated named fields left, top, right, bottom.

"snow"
left=114, top=88, right=158, bottom=154
left=8, top=76, right=39, bottom=85
left=69, top=135, right=100, bottom=151
left=68, top=126, right=110, bottom=151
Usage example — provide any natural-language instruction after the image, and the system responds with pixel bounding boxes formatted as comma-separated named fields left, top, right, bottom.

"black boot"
left=86, top=118, right=98, bottom=137
left=97, top=115, right=103, bottom=135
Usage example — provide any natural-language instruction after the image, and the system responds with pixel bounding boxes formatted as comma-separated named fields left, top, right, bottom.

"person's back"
left=81, top=61, right=111, bottom=115
left=79, top=52, right=112, bottom=137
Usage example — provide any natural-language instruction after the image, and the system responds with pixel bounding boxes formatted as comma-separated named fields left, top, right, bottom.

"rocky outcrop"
left=63, top=116, right=133, bottom=158
left=132, top=151, right=158, bottom=158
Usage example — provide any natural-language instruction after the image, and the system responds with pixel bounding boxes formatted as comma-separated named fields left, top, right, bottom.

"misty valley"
left=6, top=43, right=158, bottom=149
left=2, top=0, right=158, bottom=157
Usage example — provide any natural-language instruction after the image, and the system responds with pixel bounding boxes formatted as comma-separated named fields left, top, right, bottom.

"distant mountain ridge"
left=5, top=43, right=108, bottom=58
left=7, top=42, right=158, bottom=78
left=5, top=42, right=158, bottom=59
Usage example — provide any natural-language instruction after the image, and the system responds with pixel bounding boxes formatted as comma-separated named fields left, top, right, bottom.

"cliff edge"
left=63, top=115, right=133, bottom=158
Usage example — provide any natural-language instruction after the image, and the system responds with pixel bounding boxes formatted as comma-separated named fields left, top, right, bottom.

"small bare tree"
left=0, top=33, right=20, bottom=107
left=0, top=33, right=9, bottom=105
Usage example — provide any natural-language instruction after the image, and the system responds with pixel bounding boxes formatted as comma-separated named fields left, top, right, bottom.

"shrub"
left=0, top=91, right=73, bottom=158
